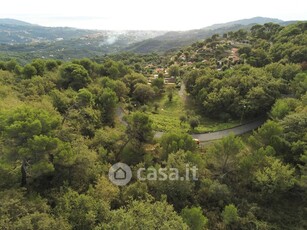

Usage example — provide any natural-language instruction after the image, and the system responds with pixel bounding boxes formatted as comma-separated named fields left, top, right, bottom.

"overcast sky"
left=1, top=0, right=306, bottom=30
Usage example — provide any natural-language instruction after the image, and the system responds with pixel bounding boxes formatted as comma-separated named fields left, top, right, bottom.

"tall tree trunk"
left=21, top=159, right=27, bottom=187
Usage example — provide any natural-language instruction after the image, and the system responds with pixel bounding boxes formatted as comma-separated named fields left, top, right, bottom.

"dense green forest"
left=0, top=22, right=306, bottom=229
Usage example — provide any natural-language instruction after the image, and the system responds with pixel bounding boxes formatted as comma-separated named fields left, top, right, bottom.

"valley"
left=0, top=17, right=306, bottom=230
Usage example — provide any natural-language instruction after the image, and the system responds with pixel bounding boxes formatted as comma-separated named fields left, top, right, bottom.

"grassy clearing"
left=147, top=92, right=187, bottom=133
left=146, top=89, right=241, bottom=134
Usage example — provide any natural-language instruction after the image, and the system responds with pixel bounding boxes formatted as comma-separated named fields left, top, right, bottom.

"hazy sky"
left=1, top=0, right=306, bottom=30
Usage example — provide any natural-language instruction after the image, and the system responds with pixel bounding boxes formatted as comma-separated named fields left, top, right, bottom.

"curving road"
left=153, top=118, right=265, bottom=141
left=118, top=107, right=266, bottom=142
left=190, top=118, right=266, bottom=142
left=119, top=83, right=267, bottom=142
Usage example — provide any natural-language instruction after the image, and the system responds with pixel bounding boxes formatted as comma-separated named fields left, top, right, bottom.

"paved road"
left=190, top=118, right=266, bottom=142
left=153, top=118, right=265, bottom=141
left=118, top=83, right=266, bottom=142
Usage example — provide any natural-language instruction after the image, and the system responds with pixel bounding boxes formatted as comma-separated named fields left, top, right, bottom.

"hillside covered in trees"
left=0, top=17, right=296, bottom=63
left=0, top=21, right=306, bottom=229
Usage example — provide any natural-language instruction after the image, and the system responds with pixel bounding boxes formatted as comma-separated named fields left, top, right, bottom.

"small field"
left=146, top=89, right=240, bottom=134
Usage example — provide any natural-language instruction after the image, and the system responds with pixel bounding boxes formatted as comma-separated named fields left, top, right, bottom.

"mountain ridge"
left=204, top=16, right=284, bottom=30
left=0, top=17, right=302, bottom=61
left=0, top=18, right=34, bottom=26
left=125, top=17, right=292, bottom=53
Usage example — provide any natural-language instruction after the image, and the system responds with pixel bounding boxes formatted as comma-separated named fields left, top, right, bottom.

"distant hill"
left=0, top=20, right=98, bottom=44
left=0, top=18, right=33, bottom=26
left=0, top=17, right=302, bottom=62
left=205, top=17, right=283, bottom=30
left=0, top=18, right=165, bottom=44
left=0, top=18, right=166, bottom=62
left=126, top=17, right=289, bottom=53
left=126, top=24, right=250, bottom=53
